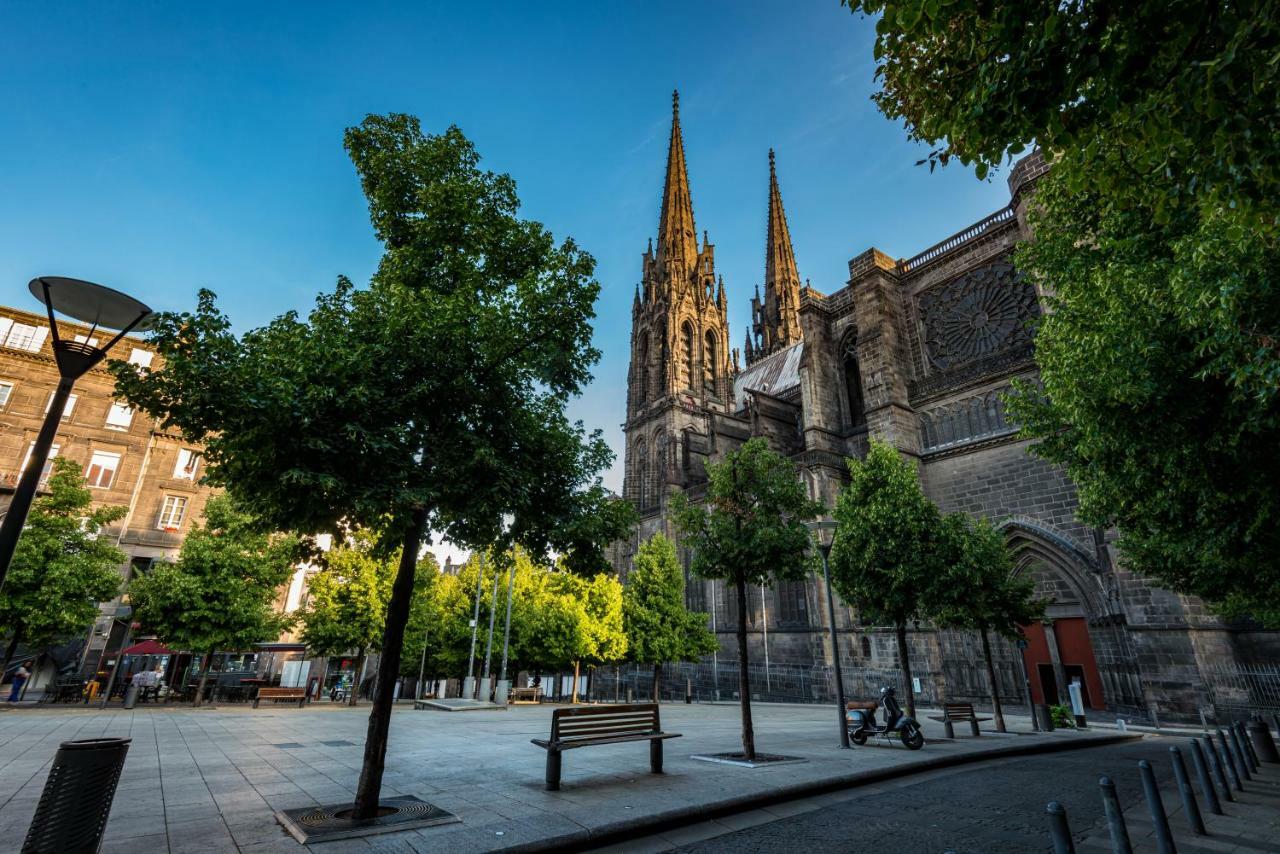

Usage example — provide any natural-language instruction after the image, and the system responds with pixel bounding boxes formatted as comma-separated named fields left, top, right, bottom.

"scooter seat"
left=845, top=700, right=878, bottom=711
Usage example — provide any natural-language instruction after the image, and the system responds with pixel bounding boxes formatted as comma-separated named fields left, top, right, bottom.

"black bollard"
left=1046, top=801, right=1076, bottom=854
left=1235, top=721, right=1259, bottom=772
left=1169, top=747, right=1206, bottom=835
left=1139, top=760, right=1177, bottom=854
left=1226, top=726, right=1252, bottom=782
left=1189, top=738, right=1223, bottom=815
left=1216, top=729, right=1244, bottom=791
left=1204, top=736, right=1236, bottom=801
left=1099, top=775, right=1134, bottom=854
left=1246, top=715, right=1279, bottom=763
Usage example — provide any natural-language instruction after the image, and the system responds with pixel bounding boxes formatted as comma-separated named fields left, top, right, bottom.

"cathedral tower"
left=624, top=92, right=734, bottom=514
left=747, top=149, right=804, bottom=365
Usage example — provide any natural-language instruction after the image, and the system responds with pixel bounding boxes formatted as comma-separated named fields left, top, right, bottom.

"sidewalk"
left=0, top=701, right=1137, bottom=853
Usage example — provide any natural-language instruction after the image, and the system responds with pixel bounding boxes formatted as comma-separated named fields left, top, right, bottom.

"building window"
left=44, top=392, right=78, bottom=419
left=0, top=382, right=12, bottom=408
left=173, top=448, right=202, bottom=480
left=74, top=334, right=100, bottom=347
left=128, top=348, right=153, bottom=368
left=21, top=442, right=60, bottom=487
left=104, top=402, right=134, bottom=430
left=704, top=330, right=717, bottom=391
left=776, top=579, right=809, bottom=627
left=157, top=495, right=188, bottom=530
left=85, top=451, right=121, bottom=489
left=636, top=332, right=649, bottom=406
left=842, top=333, right=866, bottom=429
left=682, top=321, right=695, bottom=390
left=860, top=635, right=873, bottom=659
left=2, top=321, right=49, bottom=353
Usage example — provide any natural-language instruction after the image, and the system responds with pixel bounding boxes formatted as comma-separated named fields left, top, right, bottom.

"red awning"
left=120, top=640, right=174, bottom=656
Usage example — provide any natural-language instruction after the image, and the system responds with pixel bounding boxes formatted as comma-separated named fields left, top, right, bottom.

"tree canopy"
left=843, top=0, right=1280, bottom=226
left=0, top=456, right=125, bottom=676
left=672, top=437, right=820, bottom=759
left=623, top=532, right=718, bottom=700
left=110, top=113, right=614, bottom=816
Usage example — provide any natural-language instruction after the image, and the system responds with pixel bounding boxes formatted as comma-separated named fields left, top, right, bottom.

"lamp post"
left=806, top=519, right=850, bottom=749
left=0, top=278, right=151, bottom=590
left=496, top=552, right=517, bottom=705
left=463, top=551, right=485, bottom=699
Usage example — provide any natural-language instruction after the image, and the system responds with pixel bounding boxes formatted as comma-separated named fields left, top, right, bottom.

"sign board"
left=912, top=677, right=922, bottom=694
left=1016, top=638, right=1029, bottom=649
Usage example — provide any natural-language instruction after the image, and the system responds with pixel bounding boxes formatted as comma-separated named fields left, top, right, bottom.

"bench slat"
left=556, top=723, right=659, bottom=739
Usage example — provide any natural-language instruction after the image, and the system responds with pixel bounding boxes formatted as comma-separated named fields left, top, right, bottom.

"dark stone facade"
left=611, top=107, right=1275, bottom=720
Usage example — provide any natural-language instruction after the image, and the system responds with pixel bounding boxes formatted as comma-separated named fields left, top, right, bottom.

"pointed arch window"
left=636, top=332, right=649, bottom=405
left=681, top=321, right=696, bottom=391
left=703, top=330, right=718, bottom=391
left=635, top=439, right=650, bottom=508
left=842, top=332, right=867, bottom=430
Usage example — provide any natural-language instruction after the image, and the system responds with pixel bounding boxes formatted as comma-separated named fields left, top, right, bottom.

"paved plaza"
left=0, top=701, right=1132, bottom=852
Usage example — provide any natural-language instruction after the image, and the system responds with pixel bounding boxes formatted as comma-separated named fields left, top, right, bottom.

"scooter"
left=846, top=686, right=925, bottom=750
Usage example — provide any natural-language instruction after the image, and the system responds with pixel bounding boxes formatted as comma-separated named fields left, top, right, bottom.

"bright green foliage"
left=1004, top=171, right=1280, bottom=625
left=672, top=437, right=821, bottom=758
left=300, top=538, right=396, bottom=658
left=623, top=533, right=717, bottom=669
left=829, top=440, right=950, bottom=718
left=843, top=0, right=1280, bottom=227
left=129, top=495, right=300, bottom=657
left=399, top=554, right=441, bottom=678
left=0, top=456, right=125, bottom=669
left=935, top=514, right=1045, bottom=641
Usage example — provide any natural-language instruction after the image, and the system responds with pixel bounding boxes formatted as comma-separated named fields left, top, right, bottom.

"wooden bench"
left=510, top=686, right=542, bottom=704
left=530, top=703, right=681, bottom=790
left=929, top=702, right=991, bottom=737
left=253, top=686, right=307, bottom=709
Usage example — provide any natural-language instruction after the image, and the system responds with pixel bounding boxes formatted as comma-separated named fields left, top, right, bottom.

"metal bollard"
left=1216, top=729, right=1244, bottom=790
left=1139, top=760, right=1177, bottom=854
left=1189, top=738, right=1223, bottom=815
left=1204, top=736, right=1236, bottom=801
left=1246, top=715, right=1279, bottom=763
left=1169, top=747, right=1206, bottom=835
left=1045, top=801, right=1076, bottom=854
left=1099, top=775, right=1134, bottom=854
left=1226, top=726, right=1252, bottom=781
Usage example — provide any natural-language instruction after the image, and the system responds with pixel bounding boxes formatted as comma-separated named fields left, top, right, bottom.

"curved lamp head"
left=28, top=276, right=153, bottom=331
left=804, top=519, right=838, bottom=553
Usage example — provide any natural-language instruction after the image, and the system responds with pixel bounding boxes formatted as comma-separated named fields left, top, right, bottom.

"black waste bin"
left=23, top=737, right=131, bottom=854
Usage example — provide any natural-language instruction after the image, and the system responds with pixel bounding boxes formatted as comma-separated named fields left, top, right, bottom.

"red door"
left=1019, top=619, right=1105, bottom=710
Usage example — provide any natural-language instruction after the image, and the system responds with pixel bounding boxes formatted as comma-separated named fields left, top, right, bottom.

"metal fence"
left=1204, top=663, right=1280, bottom=717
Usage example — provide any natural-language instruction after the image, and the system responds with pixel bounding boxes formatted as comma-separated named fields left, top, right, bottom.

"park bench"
left=530, top=703, right=680, bottom=790
left=510, top=686, right=542, bottom=704
left=253, top=686, right=307, bottom=709
left=929, top=702, right=991, bottom=738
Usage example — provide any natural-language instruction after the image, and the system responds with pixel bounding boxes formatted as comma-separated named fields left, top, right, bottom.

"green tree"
left=0, top=456, right=125, bottom=680
left=842, top=0, right=1280, bottom=225
left=111, top=114, right=611, bottom=816
left=399, top=553, right=442, bottom=692
left=623, top=533, right=718, bottom=702
left=829, top=440, right=946, bottom=720
left=1003, top=174, right=1280, bottom=625
left=671, top=438, right=821, bottom=759
left=129, top=495, right=299, bottom=706
left=935, top=514, right=1045, bottom=732
left=547, top=569, right=627, bottom=702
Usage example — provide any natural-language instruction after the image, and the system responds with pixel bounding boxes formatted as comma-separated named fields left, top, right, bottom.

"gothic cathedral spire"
left=655, top=90, right=699, bottom=284
left=749, top=149, right=804, bottom=364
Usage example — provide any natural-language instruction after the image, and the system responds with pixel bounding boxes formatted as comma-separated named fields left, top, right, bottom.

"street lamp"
left=805, top=519, right=851, bottom=749
left=0, top=278, right=151, bottom=590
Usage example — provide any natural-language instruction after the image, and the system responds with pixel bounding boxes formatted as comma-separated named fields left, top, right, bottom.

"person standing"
left=7, top=662, right=31, bottom=702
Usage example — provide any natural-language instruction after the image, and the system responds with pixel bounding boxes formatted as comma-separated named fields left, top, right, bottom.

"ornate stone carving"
left=918, top=262, right=1038, bottom=371
left=919, top=386, right=1017, bottom=452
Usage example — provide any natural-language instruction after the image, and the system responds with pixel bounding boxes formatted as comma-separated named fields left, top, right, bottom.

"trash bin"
left=1247, top=716, right=1279, bottom=763
left=122, top=684, right=139, bottom=710
left=23, top=737, right=131, bottom=854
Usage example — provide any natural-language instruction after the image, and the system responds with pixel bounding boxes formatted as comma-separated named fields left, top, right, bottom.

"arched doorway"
left=1003, top=521, right=1107, bottom=711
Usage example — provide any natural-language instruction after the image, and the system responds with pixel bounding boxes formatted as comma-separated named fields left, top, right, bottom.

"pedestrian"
left=7, top=661, right=31, bottom=702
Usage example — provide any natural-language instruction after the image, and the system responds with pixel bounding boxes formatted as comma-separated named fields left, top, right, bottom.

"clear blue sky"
left=0, top=1, right=1011, bottom=498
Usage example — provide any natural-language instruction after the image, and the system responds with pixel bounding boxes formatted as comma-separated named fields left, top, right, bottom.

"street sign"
left=1016, top=638, right=1029, bottom=649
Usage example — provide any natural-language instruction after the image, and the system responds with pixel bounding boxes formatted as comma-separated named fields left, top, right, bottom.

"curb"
left=508, top=730, right=1141, bottom=853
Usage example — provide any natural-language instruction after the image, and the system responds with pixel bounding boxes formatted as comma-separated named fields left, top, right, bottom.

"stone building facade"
left=611, top=97, right=1276, bottom=720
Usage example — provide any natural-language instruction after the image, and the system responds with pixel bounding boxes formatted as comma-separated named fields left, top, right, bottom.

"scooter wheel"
left=901, top=723, right=924, bottom=750
left=850, top=730, right=868, bottom=746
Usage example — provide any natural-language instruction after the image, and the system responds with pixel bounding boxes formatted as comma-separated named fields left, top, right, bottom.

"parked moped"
left=846, top=686, right=925, bottom=749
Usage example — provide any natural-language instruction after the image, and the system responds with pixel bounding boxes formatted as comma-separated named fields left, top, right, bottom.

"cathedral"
left=609, top=92, right=1276, bottom=721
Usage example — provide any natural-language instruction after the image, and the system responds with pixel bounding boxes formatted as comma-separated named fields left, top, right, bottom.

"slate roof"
left=734, top=341, right=803, bottom=410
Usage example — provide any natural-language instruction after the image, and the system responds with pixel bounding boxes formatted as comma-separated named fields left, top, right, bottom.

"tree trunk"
left=895, top=623, right=915, bottom=720
left=980, top=627, right=1005, bottom=733
left=652, top=662, right=661, bottom=703
left=353, top=506, right=428, bottom=820
left=193, top=650, right=213, bottom=708
left=349, top=649, right=365, bottom=707
left=735, top=573, right=756, bottom=760
left=1, top=629, right=23, bottom=687
left=571, top=661, right=580, bottom=704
